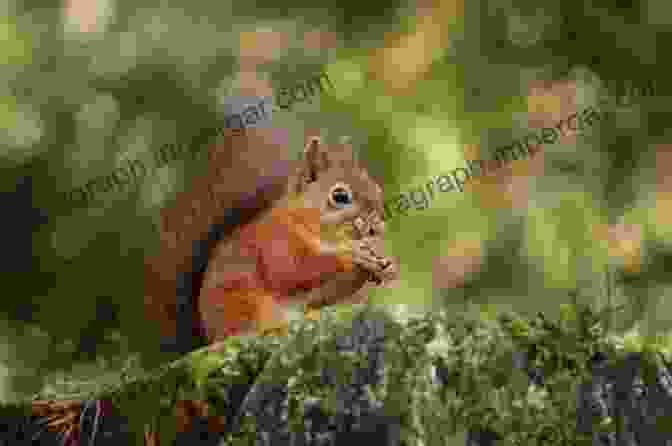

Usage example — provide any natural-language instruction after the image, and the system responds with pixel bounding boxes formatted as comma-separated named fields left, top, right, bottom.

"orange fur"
left=198, top=206, right=356, bottom=339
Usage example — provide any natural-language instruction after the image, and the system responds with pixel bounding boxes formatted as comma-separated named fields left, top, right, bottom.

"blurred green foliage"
left=1, top=0, right=672, bottom=401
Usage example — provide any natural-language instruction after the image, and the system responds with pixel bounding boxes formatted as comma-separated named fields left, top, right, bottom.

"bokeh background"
left=2, top=0, right=672, bottom=404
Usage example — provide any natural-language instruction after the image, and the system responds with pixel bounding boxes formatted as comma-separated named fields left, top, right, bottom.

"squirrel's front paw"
left=372, top=256, right=398, bottom=284
left=351, top=239, right=397, bottom=284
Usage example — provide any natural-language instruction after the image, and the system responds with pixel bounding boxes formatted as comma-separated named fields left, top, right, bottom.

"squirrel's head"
left=288, top=136, right=385, bottom=240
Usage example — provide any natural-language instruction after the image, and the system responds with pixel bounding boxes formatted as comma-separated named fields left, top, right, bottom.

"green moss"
left=14, top=301, right=672, bottom=445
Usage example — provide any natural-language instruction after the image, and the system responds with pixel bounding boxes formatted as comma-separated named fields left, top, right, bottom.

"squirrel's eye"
left=329, top=184, right=353, bottom=208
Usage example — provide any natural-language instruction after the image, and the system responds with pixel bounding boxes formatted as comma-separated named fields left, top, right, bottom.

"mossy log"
left=3, top=303, right=672, bottom=446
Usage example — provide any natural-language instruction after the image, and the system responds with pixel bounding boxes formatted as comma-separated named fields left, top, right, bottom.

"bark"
left=4, top=306, right=672, bottom=446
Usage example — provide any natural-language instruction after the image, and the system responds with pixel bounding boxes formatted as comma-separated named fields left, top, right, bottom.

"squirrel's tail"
left=144, top=134, right=293, bottom=355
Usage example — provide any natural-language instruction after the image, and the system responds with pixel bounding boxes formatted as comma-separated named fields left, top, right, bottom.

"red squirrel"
left=143, top=131, right=396, bottom=354
left=197, top=135, right=396, bottom=345
left=137, top=132, right=397, bottom=443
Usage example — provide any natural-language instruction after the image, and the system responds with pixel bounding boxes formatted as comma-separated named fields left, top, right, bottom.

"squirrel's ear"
left=302, top=136, right=328, bottom=183
left=301, top=135, right=358, bottom=176
left=292, top=135, right=359, bottom=193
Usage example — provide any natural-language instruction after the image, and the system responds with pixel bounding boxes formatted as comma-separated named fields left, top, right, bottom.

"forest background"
left=1, top=0, right=672, bottom=435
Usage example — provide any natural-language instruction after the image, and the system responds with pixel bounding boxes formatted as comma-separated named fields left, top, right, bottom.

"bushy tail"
left=143, top=134, right=292, bottom=355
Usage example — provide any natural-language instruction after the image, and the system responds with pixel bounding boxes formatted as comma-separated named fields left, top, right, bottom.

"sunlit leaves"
left=0, top=17, right=30, bottom=66
left=432, top=237, right=484, bottom=290
left=523, top=191, right=608, bottom=291
left=523, top=204, right=573, bottom=289
left=367, top=0, right=463, bottom=95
